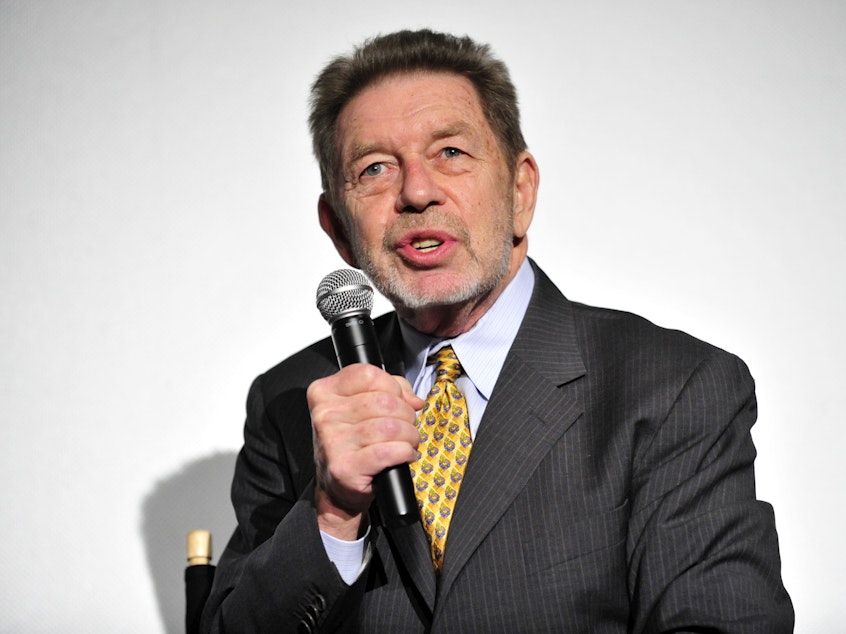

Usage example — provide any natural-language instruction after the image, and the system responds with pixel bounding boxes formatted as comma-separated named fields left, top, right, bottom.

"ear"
left=511, top=151, right=539, bottom=240
left=318, top=194, right=359, bottom=268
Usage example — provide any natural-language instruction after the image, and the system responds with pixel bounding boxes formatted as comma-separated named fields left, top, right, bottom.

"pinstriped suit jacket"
left=202, top=261, right=793, bottom=632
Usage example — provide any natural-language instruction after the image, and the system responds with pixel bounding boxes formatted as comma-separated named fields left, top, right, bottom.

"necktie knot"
left=431, top=345, right=462, bottom=384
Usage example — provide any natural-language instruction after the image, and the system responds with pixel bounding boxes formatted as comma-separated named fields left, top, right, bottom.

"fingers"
left=309, top=367, right=420, bottom=447
left=317, top=363, right=404, bottom=398
left=308, top=364, right=422, bottom=521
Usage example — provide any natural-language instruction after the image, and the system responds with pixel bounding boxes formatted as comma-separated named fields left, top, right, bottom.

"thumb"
left=394, top=375, right=426, bottom=410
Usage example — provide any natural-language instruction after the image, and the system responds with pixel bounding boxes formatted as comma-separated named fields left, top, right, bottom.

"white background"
left=1, top=1, right=843, bottom=631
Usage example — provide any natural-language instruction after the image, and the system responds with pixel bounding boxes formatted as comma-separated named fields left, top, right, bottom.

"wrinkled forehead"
left=335, top=72, right=493, bottom=154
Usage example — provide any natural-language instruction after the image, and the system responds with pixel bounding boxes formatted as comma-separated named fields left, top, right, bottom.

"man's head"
left=309, top=29, right=527, bottom=211
left=309, top=30, right=539, bottom=336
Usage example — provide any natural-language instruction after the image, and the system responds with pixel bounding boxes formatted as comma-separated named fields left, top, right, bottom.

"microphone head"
left=316, top=269, right=374, bottom=323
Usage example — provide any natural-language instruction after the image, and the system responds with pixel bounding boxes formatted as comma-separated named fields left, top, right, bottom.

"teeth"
left=411, top=238, right=442, bottom=252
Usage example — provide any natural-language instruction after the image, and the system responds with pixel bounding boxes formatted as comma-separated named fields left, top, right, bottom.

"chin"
left=380, top=272, right=501, bottom=312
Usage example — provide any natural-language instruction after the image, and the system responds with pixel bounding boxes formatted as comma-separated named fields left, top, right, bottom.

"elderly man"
left=202, top=29, right=793, bottom=632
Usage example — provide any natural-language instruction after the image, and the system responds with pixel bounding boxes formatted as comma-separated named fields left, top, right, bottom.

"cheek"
left=464, top=179, right=513, bottom=234
left=346, top=208, right=391, bottom=250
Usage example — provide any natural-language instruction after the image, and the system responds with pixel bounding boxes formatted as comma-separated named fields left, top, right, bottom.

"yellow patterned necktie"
left=409, top=345, right=473, bottom=571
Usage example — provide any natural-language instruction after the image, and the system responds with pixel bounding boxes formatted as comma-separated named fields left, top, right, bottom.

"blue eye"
left=363, top=163, right=384, bottom=177
left=443, top=147, right=462, bottom=158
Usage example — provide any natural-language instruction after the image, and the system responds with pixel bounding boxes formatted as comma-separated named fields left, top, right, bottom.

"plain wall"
left=1, top=1, right=843, bottom=631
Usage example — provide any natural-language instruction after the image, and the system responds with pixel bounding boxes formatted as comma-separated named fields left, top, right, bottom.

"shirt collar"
left=399, top=258, right=535, bottom=399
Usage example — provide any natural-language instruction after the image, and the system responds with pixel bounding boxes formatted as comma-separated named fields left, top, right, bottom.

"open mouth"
left=411, top=238, right=444, bottom=253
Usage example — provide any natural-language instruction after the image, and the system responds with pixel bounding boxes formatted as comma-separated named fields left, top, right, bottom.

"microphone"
left=316, top=269, right=419, bottom=528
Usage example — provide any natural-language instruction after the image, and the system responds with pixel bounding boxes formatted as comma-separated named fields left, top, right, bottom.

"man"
left=202, top=29, right=793, bottom=632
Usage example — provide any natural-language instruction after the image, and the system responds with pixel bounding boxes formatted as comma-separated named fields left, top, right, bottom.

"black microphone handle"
left=329, top=313, right=419, bottom=528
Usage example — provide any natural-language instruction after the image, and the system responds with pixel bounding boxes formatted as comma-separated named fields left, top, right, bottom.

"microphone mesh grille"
left=316, top=269, right=374, bottom=322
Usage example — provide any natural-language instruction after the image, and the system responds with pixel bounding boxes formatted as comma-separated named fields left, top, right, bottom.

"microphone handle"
left=330, top=314, right=385, bottom=367
left=330, top=313, right=419, bottom=528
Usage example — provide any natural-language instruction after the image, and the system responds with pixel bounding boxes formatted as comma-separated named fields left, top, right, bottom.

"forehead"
left=336, top=72, right=494, bottom=152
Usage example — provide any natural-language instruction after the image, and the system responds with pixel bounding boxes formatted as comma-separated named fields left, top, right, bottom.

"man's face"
left=323, top=72, right=534, bottom=317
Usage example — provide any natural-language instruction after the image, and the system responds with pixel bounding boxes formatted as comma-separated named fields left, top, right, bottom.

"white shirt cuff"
left=320, top=524, right=371, bottom=585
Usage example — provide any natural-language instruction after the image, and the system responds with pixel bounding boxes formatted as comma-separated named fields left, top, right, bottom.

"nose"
left=396, top=158, right=446, bottom=213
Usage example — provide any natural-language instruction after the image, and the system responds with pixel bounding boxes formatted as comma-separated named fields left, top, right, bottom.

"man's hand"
left=307, top=363, right=424, bottom=540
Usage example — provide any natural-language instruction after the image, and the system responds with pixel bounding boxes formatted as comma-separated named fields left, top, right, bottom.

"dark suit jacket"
left=202, top=262, right=793, bottom=632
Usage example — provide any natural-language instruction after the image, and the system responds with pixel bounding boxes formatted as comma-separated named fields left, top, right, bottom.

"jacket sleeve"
left=626, top=352, right=794, bottom=632
left=200, top=373, right=367, bottom=633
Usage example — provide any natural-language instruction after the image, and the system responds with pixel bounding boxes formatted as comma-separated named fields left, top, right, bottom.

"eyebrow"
left=347, top=143, right=380, bottom=167
left=431, top=122, right=471, bottom=141
left=346, top=121, right=474, bottom=166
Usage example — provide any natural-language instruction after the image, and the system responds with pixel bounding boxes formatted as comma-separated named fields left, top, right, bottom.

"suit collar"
left=512, top=259, right=587, bottom=387
left=376, top=311, right=406, bottom=376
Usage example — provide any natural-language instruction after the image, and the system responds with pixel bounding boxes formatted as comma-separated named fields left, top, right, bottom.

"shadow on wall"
left=142, top=451, right=239, bottom=634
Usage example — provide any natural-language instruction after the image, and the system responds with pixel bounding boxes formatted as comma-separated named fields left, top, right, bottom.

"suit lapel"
left=436, top=262, right=587, bottom=603
left=376, top=313, right=439, bottom=612
left=371, top=263, right=587, bottom=615
left=376, top=311, right=405, bottom=377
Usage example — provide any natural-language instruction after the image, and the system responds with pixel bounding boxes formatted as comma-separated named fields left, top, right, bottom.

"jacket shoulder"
left=570, top=300, right=742, bottom=371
